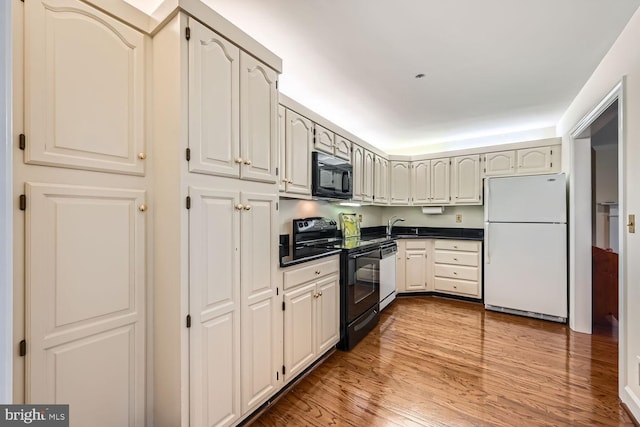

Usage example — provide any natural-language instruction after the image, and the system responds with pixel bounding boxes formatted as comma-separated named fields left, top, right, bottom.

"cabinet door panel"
left=285, top=110, right=312, bottom=195
left=283, top=283, right=316, bottom=382
left=411, top=161, right=431, bottom=205
left=430, top=158, right=450, bottom=204
left=189, top=187, right=241, bottom=427
left=352, top=145, right=364, bottom=201
left=363, top=150, right=375, bottom=202
left=314, top=124, right=335, bottom=155
left=316, top=275, right=340, bottom=354
left=452, top=155, right=481, bottom=204
left=484, top=151, right=515, bottom=177
left=390, top=161, right=410, bottom=205
left=25, top=0, right=146, bottom=175
left=405, top=249, right=427, bottom=291
left=240, top=53, right=278, bottom=183
left=334, top=135, right=352, bottom=161
left=374, top=156, right=389, bottom=204
left=26, top=183, right=145, bottom=426
left=517, top=146, right=552, bottom=175
left=241, top=192, right=281, bottom=411
left=189, top=20, right=240, bottom=178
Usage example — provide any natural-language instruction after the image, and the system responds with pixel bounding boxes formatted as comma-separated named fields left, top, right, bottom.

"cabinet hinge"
left=276, top=202, right=279, bottom=211
left=19, top=340, right=26, bottom=357
left=276, top=371, right=279, bottom=381
left=185, top=26, right=191, bottom=40
left=282, top=365, right=286, bottom=375
left=276, top=287, right=279, bottom=296
left=19, top=194, right=26, bottom=211
left=276, top=167, right=278, bottom=176
left=186, top=315, right=191, bottom=328
left=276, top=80, right=279, bottom=90
left=186, top=196, right=191, bottom=210
left=550, top=149, right=553, bottom=155
left=550, top=162, right=553, bottom=167
left=484, top=168, right=486, bottom=173
left=186, top=148, right=191, bottom=161
left=19, top=134, right=26, bottom=150
left=282, top=301, right=285, bottom=311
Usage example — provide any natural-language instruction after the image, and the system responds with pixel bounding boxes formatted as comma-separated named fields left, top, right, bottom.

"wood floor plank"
left=250, top=296, right=634, bottom=426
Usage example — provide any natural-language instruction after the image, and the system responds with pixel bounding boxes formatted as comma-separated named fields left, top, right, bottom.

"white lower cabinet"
left=433, top=239, right=482, bottom=299
left=282, top=257, right=340, bottom=383
left=403, top=240, right=432, bottom=291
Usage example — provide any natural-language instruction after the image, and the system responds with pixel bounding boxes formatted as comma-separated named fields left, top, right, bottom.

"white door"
left=390, top=161, right=410, bottom=205
left=452, top=155, right=481, bottom=204
left=334, top=135, right=352, bottom=161
left=314, top=124, right=335, bottom=155
left=363, top=150, right=375, bottom=203
left=285, top=110, right=312, bottom=195
left=26, top=183, right=146, bottom=426
left=411, top=160, right=430, bottom=205
left=188, top=19, right=240, bottom=178
left=405, top=249, right=427, bottom=291
left=25, top=0, right=146, bottom=175
left=316, top=275, right=340, bottom=354
left=430, top=158, right=450, bottom=204
left=189, top=187, right=241, bottom=427
left=283, top=282, right=316, bottom=382
left=485, top=222, right=567, bottom=318
left=240, top=53, right=278, bottom=183
left=485, top=173, right=566, bottom=223
left=516, top=146, right=552, bottom=175
left=352, top=145, right=364, bottom=201
left=278, top=105, right=286, bottom=192
left=484, top=151, right=515, bottom=177
left=240, top=192, right=281, bottom=412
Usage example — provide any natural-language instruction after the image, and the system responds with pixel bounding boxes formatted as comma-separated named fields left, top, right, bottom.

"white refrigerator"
left=484, top=173, right=567, bottom=322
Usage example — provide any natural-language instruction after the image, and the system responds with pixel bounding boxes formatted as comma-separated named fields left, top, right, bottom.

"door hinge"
left=19, top=134, right=26, bottom=150
left=186, top=196, right=191, bottom=210
left=282, top=301, right=285, bottom=311
left=186, top=315, right=191, bottom=328
left=185, top=26, right=191, bottom=40
left=19, top=340, right=26, bottom=357
left=19, top=194, right=26, bottom=211
left=282, top=365, right=286, bottom=375
left=186, top=148, right=191, bottom=161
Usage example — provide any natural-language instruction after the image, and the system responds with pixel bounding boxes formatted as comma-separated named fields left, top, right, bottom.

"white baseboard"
left=622, top=386, right=640, bottom=423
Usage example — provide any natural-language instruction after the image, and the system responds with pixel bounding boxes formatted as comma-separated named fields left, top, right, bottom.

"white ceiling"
left=128, top=0, right=640, bottom=154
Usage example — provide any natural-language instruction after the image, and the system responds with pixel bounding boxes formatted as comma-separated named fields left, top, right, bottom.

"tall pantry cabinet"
left=153, top=13, right=282, bottom=427
left=14, top=1, right=148, bottom=426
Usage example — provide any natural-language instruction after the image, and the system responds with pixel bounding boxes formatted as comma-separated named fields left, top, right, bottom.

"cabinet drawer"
left=434, top=264, right=479, bottom=282
left=405, top=239, right=428, bottom=250
left=434, top=277, right=479, bottom=297
left=434, top=250, right=479, bottom=267
left=283, top=257, right=339, bottom=290
left=434, top=240, right=479, bottom=252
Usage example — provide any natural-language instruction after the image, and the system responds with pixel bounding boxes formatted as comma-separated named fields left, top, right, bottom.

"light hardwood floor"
left=251, top=296, right=634, bottom=426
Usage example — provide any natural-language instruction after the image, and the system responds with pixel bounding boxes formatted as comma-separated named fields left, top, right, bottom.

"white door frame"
left=569, top=79, right=626, bottom=396
left=0, top=0, right=13, bottom=404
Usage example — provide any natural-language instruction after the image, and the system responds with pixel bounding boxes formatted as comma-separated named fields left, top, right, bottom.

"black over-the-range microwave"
left=312, top=151, right=353, bottom=200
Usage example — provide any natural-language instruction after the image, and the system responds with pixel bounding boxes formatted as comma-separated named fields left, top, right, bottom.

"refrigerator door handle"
left=485, top=223, right=490, bottom=264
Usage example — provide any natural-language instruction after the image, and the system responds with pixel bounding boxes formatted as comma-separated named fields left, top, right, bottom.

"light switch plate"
left=629, top=214, right=635, bottom=233
left=455, top=214, right=462, bottom=223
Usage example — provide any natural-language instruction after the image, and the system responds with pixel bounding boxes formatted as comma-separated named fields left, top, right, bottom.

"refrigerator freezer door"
left=484, top=222, right=567, bottom=318
left=485, top=173, right=567, bottom=223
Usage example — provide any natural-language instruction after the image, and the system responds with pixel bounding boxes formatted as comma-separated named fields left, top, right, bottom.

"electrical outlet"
left=455, top=214, right=462, bottom=223
left=358, top=214, right=363, bottom=223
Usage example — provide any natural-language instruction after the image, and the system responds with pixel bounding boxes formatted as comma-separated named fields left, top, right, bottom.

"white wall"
left=557, top=6, right=640, bottom=418
left=0, top=0, right=12, bottom=404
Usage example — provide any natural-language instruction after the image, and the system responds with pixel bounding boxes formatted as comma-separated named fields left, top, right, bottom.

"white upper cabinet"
left=411, top=160, right=431, bottom=205
left=240, top=52, right=278, bottom=183
left=484, top=151, right=515, bottom=177
left=516, top=146, right=553, bottom=175
left=374, top=155, right=390, bottom=205
left=390, top=161, right=410, bottom=205
left=189, top=22, right=240, bottom=178
left=25, top=0, right=147, bottom=175
left=334, top=135, right=352, bottom=161
left=283, top=109, right=313, bottom=195
left=313, top=124, right=335, bottom=154
left=352, top=144, right=364, bottom=201
left=363, top=150, right=375, bottom=203
left=278, top=105, right=286, bottom=192
left=451, top=154, right=482, bottom=205
left=430, top=158, right=451, bottom=205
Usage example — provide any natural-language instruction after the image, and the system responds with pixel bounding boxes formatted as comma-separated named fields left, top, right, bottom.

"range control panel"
left=293, top=217, right=338, bottom=234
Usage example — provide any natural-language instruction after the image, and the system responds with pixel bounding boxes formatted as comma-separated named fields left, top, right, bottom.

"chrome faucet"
left=387, top=216, right=405, bottom=236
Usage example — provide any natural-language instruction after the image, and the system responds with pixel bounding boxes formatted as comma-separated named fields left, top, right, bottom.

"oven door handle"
left=349, top=249, right=381, bottom=260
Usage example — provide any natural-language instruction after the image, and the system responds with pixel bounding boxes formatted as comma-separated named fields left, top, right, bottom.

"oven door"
left=346, top=247, right=380, bottom=323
